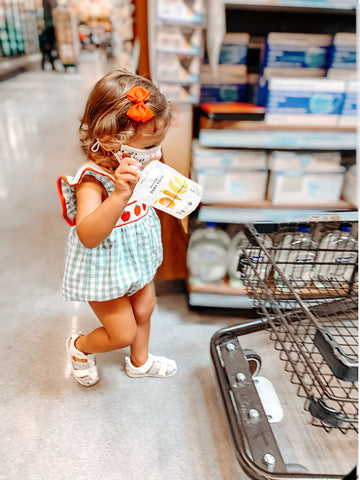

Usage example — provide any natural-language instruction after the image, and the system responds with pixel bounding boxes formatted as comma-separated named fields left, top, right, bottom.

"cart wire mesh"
left=238, top=222, right=358, bottom=434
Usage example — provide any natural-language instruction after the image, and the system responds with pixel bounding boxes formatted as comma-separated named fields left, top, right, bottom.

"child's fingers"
left=115, top=171, right=139, bottom=184
left=115, top=155, right=141, bottom=174
left=114, top=166, right=140, bottom=187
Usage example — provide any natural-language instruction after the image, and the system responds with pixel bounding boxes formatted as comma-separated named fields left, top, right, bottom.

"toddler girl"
left=57, top=68, right=177, bottom=386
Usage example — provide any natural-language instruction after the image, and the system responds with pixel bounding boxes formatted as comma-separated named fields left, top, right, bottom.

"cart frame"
left=210, top=221, right=358, bottom=480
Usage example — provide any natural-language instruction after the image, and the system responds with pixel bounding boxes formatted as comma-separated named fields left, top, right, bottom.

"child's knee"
left=136, top=298, right=155, bottom=323
left=110, top=325, right=137, bottom=349
left=147, top=296, right=156, bottom=315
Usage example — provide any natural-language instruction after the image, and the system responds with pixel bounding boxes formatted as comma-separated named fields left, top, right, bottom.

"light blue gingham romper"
left=57, top=162, right=163, bottom=302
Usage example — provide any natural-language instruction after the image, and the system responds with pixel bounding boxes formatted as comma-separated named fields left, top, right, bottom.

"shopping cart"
left=210, top=221, right=358, bottom=480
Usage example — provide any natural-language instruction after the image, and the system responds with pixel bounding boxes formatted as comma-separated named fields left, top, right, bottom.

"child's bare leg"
left=76, top=296, right=137, bottom=354
left=128, top=282, right=156, bottom=366
left=125, top=282, right=177, bottom=377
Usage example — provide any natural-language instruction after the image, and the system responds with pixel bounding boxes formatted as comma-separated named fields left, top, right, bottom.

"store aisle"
left=0, top=53, right=245, bottom=480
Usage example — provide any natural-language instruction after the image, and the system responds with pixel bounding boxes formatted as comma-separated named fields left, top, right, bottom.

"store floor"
left=0, top=52, right=357, bottom=480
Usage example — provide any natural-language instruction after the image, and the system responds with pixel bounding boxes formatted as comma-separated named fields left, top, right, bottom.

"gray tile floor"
left=0, top=52, right=357, bottom=480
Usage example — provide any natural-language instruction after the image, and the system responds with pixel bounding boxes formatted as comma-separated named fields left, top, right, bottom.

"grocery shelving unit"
left=187, top=1, right=357, bottom=308
left=198, top=124, right=357, bottom=150
left=188, top=208, right=358, bottom=308
left=0, top=0, right=43, bottom=79
left=225, top=0, right=356, bottom=13
left=197, top=206, right=358, bottom=225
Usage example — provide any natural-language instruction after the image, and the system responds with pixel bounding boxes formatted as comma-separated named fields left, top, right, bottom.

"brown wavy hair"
left=79, top=68, right=171, bottom=171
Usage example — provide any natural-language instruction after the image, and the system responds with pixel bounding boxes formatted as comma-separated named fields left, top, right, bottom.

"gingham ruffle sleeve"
left=57, top=163, right=115, bottom=226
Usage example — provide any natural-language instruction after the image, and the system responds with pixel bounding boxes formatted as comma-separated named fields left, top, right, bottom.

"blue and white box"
left=200, top=65, right=248, bottom=102
left=200, top=81, right=248, bottom=103
left=265, top=77, right=346, bottom=126
left=262, top=33, right=332, bottom=77
left=339, top=80, right=358, bottom=128
left=203, top=33, right=249, bottom=76
left=219, top=33, right=249, bottom=67
left=327, top=33, right=356, bottom=79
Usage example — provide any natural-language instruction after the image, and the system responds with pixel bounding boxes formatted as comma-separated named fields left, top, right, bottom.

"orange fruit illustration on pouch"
left=169, top=177, right=188, bottom=194
left=159, top=189, right=181, bottom=200
left=155, top=176, right=188, bottom=211
left=158, top=197, right=176, bottom=209
left=134, top=205, right=141, bottom=216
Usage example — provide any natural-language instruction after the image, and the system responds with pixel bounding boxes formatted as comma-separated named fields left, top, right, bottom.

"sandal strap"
left=68, top=334, right=94, bottom=361
left=66, top=333, right=99, bottom=386
left=148, top=353, right=176, bottom=367
left=72, top=363, right=98, bottom=379
left=125, top=354, right=177, bottom=378
left=147, top=361, right=168, bottom=376
left=71, top=359, right=95, bottom=370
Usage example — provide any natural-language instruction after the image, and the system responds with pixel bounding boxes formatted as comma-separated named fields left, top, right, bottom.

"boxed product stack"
left=339, top=80, right=357, bottom=127
left=255, top=32, right=350, bottom=126
left=263, top=76, right=346, bottom=126
left=191, top=140, right=268, bottom=203
left=327, top=33, right=357, bottom=79
left=156, top=53, right=200, bottom=83
left=327, top=34, right=357, bottom=128
left=267, top=151, right=345, bottom=205
left=342, top=164, right=358, bottom=207
left=156, top=24, right=202, bottom=56
left=200, top=33, right=250, bottom=103
left=153, top=0, right=204, bottom=104
left=261, top=33, right=332, bottom=78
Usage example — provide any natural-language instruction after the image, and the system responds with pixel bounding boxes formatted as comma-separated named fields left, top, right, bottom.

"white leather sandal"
left=66, top=333, right=99, bottom=386
left=125, top=353, right=177, bottom=378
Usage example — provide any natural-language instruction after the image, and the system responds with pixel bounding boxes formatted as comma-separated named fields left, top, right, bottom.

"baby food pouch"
left=130, top=160, right=203, bottom=219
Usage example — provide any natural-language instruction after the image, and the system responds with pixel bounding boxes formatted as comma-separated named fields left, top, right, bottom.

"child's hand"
left=113, top=154, right=141, bottom=199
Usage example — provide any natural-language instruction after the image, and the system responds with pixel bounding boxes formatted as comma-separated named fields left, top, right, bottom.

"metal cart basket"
left=210, top=221, right=358, bottom=480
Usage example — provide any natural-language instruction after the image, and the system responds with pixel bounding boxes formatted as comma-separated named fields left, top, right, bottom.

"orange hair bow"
left=126, top=86, right=154, bottom=123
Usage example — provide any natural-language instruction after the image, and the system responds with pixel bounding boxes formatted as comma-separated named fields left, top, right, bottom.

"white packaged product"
left=313, top=224, right=358, bottom=289
left=192, top=142, right=268, bottom=203
left=130, top=161, right=203, bottom=219
left=227, top=230, right=273, bottom=287
left=156, top=26, right=202, bottom=56
left=156, top=53, right=200, bottom=83
left=159, top=83, right=200, bottom=104
left=274, top=225, right=318, bottom=291
left=187, top=224, right=230, bottom=283
left=342, top=165, right=358, bottom=207
left=267, top=151, right=345, bottom=205
left=156, top=0, right=204, bottom=24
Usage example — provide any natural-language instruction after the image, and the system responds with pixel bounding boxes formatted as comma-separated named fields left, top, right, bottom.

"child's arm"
left=75, top=157, right=141, bottom=248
